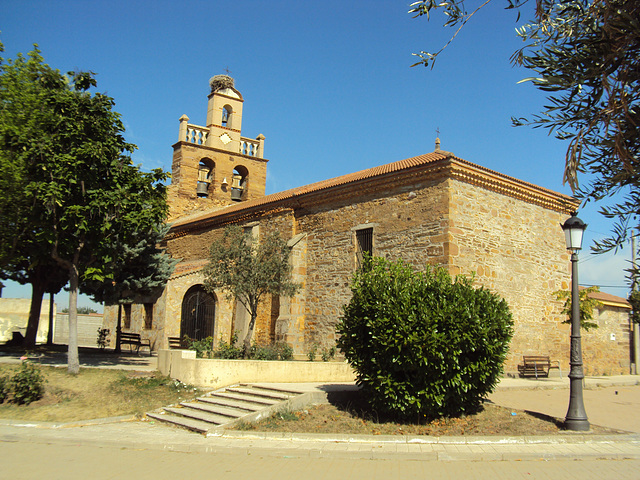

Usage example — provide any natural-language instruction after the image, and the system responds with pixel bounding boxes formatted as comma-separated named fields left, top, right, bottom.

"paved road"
left=1, top=350, right=640, bottom=478
left=2, top=441, right=639, bottom=480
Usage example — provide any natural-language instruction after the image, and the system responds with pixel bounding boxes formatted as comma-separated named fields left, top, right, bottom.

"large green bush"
left=336, top=257, right=513, bottom=422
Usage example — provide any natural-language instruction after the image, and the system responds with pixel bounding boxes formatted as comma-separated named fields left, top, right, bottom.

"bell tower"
left=168, top=75, right=268, bottom=220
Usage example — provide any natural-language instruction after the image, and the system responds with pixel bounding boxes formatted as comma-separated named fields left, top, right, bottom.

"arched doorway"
left=180, top=285, right=216, bottom=340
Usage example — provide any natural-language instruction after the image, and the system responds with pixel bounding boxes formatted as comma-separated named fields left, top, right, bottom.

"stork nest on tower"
left=210, top=75, right=234, bottom=93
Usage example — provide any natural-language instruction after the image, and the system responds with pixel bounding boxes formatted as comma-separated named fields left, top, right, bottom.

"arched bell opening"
left=197, top=158, right=215, bottom=198
left=231, top=165, right=248, bottom=201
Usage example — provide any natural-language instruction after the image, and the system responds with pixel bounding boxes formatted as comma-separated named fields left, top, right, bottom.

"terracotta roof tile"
left=586, top=289, right=631, bottom=308
left=171, top=152, right=451, bottom=228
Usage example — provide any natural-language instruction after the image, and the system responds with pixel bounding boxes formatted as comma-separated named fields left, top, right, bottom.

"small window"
left=355, top=227, right=373, bottom=269
left=123, top=304, right=132, bottom=329
left=144, top=303, right=153, bottom=329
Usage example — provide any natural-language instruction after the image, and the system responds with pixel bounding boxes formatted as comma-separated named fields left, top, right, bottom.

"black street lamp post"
left=561, top=212, right=590, bottom=431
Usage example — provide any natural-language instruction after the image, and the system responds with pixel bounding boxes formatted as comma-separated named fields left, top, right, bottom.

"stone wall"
left=582, top=304, right=632, bottom=375
left=446, top=178, right=572, bottom=373
left=293, top=177, right=450, bottom=352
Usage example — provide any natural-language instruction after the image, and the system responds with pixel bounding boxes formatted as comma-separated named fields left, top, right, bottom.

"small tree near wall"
left=203, top=225, right=299, bottom=355
left=337, top=256, right=514, bottom=422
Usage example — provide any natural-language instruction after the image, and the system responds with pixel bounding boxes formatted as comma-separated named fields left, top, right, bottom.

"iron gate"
left=180, top=285, right=216, bottom=341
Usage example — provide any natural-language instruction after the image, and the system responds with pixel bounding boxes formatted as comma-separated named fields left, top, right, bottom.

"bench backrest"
left=522, top=356, right=550, bottom=364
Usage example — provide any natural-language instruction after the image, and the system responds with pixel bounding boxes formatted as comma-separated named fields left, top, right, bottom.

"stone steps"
left=146, top=383, right=305, bottom=435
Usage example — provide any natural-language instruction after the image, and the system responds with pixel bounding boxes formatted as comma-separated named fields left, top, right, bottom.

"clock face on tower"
left=219, top=133, right=231, bottom=145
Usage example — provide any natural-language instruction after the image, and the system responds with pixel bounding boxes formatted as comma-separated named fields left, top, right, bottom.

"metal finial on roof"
left=435, top=128, right=441, bottom=151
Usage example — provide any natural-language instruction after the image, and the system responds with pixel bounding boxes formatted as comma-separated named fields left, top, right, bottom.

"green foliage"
left=337, top=257, right=513, bottom=422
left=321, top=346, right=337, bottom=362
left=628, top=290, right=640, bottom=324
left=10, top=361, right=46, bottom=405
left=0, top=374, right=9, bottom=403
left=410, top=0, right=640, bottom=283
left=82, top=223, right=178, bottom=305
left=0, top=44, right=170, bottom=371
left=203, top=225, right=300, bottom=352
left=96, top=328, right=110, bottom=349
left=185, top=332, right=294, bottom=360
left=554, top=285, right=602, bottom=331
left=214, top=333, right=245, bottom=359
left=249, top=342, right=294, bottom=361
left=184, top=336, right=214, bottom=358
left=307, top=343, right=318, bottom=362
left=63, top=306, right=98, bottom=314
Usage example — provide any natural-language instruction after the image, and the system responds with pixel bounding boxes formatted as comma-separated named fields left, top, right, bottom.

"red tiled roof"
left=586, top=289, right=631, bottom=308
left=169, top=151, right=578, bottom=233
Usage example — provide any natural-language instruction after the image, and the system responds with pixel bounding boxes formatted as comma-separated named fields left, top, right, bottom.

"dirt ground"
left=229, top=388, right=623, bottom=436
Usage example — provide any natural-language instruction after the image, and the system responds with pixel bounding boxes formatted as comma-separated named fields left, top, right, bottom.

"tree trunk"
left=115, top=304, right=122, bottom=353
left=67, top=266, right=80, bottom=374
left=47, top=292, right=54, bottom=345
left=242, top=312, right=257, bottom=357
left=23, top=277, right=46, bottom=348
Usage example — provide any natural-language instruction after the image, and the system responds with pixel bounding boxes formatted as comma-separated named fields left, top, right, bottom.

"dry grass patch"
left=0, top=364, right=201, bottom=422
left=230, top=390, right=619, bottom=436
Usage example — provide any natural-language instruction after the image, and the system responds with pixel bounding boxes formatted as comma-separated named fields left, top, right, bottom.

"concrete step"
left=225, top=386, right=296, bottom=401
left=197, top=395, right=261, bottom=412
left=207, top=391, right=280, bottom=406
left=146, top=412, right=212, bottom=434
left=147, top=383, right=309, bottom=435
left=180, top=401, right=244, bottom=418
left=245, top=384, right=305, bottom=396
left=164, top=406, right=230, bottom=425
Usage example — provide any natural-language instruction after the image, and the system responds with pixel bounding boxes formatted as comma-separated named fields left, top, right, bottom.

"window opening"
left=123, top=304, right=132, bottom=329
left=144, top=303, right=153, bottom=329
left=356, top=228, right=373, bottom=269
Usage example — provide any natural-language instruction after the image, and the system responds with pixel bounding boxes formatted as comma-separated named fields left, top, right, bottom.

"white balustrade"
left=185, top=124, right=209, bottom=145
left=240, top=138, right=259, bottom=157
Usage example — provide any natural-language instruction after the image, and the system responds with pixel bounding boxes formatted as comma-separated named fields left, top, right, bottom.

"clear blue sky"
left=1, top=0, right=632, bottom=311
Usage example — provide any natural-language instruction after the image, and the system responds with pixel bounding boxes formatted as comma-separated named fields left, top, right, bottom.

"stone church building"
left=103, top=75, right=633, bottom=375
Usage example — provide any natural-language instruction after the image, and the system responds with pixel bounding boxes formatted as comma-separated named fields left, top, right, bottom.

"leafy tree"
left=410, top=0, right=640, bottom=275
left=0, top=45, right=169, bottom=373
left=337, top=256, right=513, bottom=422
left=203, top=225, right=299, bottom=354
left=554, top=285, right=603, bottom=331
left=82, top=223, right=177, bottom=352
left=0, top=45, right=70, bottom=347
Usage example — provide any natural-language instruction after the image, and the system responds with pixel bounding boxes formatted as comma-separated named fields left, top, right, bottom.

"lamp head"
left=561, top=212, right=587, bottom=251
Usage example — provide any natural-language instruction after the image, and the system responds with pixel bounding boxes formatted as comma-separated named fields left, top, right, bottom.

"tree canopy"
left=0, top=44, right=169, bottom=372
left=203, top=225, right=299, bottom=354
left=410, top=0, right=639, bottom=277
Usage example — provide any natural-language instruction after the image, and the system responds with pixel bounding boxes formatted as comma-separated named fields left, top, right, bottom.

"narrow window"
left=123, top=304, right=132, bottom=329
left=144, top=303, right=153, bottom=329
left=356, top=227, right=373, bottom=269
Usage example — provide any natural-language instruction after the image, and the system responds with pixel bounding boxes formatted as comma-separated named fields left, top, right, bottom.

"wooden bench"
left=168, top=336, right=184, bottom=349
left=517, top=355, right=561, bottom=379
left=119, top=332, right=151, bottom=355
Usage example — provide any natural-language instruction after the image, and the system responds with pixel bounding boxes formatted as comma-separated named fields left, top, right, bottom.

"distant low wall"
left=54, top=313, right=104, bottom=348
left=0, top=298, right=51, bottom=344
left=158, top=349, right=356, bottom=389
